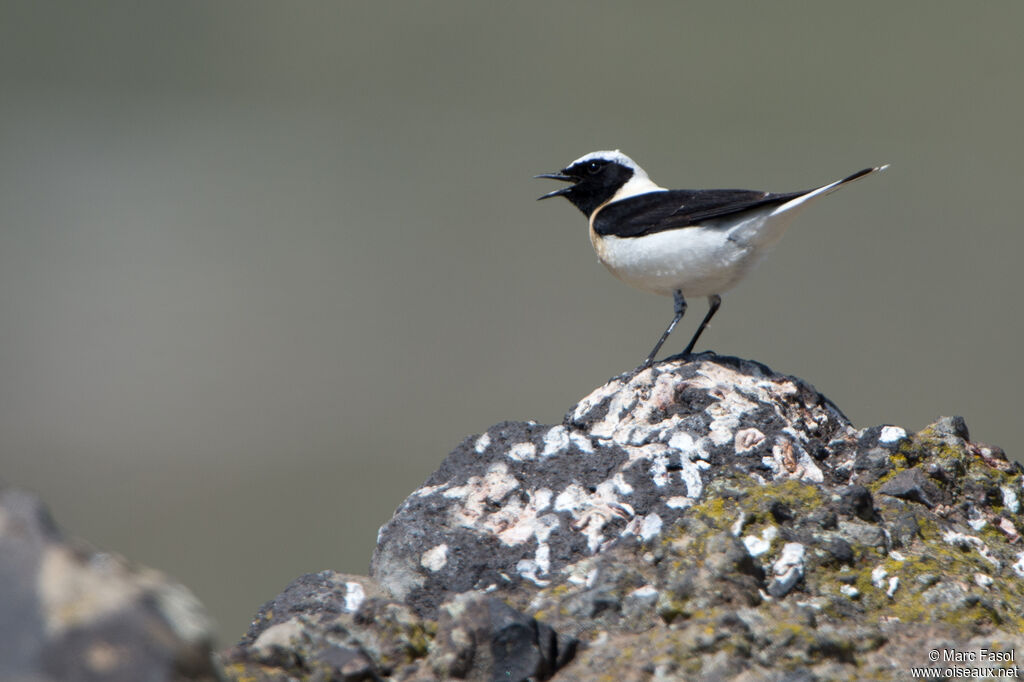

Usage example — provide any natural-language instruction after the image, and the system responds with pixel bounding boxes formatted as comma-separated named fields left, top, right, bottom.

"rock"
left=371, top=356, right=852, bottom=617
left=767, top=542, right=806, bottom=597
left=822, top=537, right=855, bottom=566
left=851, top=447, right=894, bottom=485
left=223, top=571, right=575, bottom=681
left=222, top=571, right=430, bottom=680
left=877, top=467, right=944, bottom=508
left=837, top=484, right=877, bottom=521
left=428, top=592, right=575, bottom=680
left=0, top=485, right=218, bottom=682
left=224, top=354, right=1024, bottom=680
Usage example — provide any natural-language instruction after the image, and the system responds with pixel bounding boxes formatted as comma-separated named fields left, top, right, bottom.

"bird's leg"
left=642, top=290, right=687, bottom=368
left=682, top=294, right=722, bottom=355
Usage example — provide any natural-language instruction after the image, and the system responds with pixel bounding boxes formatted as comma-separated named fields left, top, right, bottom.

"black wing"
left=592, top=188, right=806, bottom=238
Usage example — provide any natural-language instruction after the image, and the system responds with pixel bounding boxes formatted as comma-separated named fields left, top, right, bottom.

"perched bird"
left=537, top=151, right=887, bottom=367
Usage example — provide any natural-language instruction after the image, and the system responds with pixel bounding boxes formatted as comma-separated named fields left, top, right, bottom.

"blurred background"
left=1, top=2, right=1021, bottom=643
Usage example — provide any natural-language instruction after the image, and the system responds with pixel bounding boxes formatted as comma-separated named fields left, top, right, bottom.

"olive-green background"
left=2, top=2, right=1021, bottom=642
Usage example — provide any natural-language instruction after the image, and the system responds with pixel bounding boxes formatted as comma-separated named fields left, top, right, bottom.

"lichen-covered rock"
left=0, top=485, right=218, bottom=682
left=521, top=468, right=1024, bottom=679
left=371, top=356, right=854, bottom=617
left=228, top=354, right=1024, bottom=680
left=222, top=571, right=572, bottom=681
left=427, top=591, right=576, bottom=680
left=222, top=571, right=431, bottom=680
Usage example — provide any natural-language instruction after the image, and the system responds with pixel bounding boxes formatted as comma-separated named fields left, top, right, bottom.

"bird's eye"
left=587, top=161, right=602, bottom=174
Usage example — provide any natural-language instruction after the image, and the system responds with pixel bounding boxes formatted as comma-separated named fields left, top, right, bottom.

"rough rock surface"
left=0, top=485, right=218, bottom=682
left=371, top=355, right=853, bottom=616
left=223, top=355, right=1024, bottom=681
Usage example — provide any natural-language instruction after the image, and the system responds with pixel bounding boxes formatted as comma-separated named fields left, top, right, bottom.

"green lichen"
left=691, top=496, right=729, bottom=527
left=689, top=476, right=825, bottom=533
left=221, top=664, right=260, bottom=682
left=743, top=478, right=825, bottom=512
left=399, top=622, right=431, bottom=660
left=808, top=527, right=1024, bottom=633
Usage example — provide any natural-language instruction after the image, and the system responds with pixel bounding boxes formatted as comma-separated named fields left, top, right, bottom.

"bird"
left=536, top=151, right=887, bottom=368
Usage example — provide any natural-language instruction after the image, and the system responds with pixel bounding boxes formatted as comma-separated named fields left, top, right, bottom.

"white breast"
left=590, top=209, right=799, bottom=298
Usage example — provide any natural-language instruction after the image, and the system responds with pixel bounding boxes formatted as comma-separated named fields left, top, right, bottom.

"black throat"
left=565, top=163, right=635, bottom=217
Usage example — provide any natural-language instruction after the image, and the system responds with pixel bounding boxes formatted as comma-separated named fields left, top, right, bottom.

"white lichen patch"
left=871, top=566, right=888, bottom=588
left=620, top=513, right=662, bottom=543
left=645, top=445, right=671, bottom=487
left=420, top=544, right=449, bottom=573
left=691, top=365, right=809, bottom=448
left=628, top=585, right=659, bottom=600
left=443, top=462, right=519, bottom=527
left=997, top=517, right=1020, bottom=542
left=508, top=442, right=538, bottom=461
left=343, top=582, right=366, bottom=612
left=705, top=393, right=757, bottom=445
left=555, top=481, right=635, bottom=553
left=735, top=428, right=766, bottom=454
left=743, top=526, right=778, bottom=558
left=677, top=452, right=706, bottom=499
left=572, top=380, right=624, bottom=423
left=515, top=512, right=560, bottom=586
left=942, top=530, right=1001, bottom=568
left=533, top=531, right=554, bottom=572
left=774, top=543, right=805, bottom=573
left=562, top=562, right=598, bottom=587
left=638, top=513, right=663, bottom=541
left=609, top=473, right=634, bottom=495
left=485, top=490, right=555, bottom=546
left=878, top=426, right=907, bottom=445
left=762, top=437, right=823, bottom=483
left=542, top=426, right=569, bottom=457
left=516, top=558, right=549, bottom=586
left=576, top=380, right=638, bottom=440
left=666, top=496, right=692, bottom=509
left=631, top=372, right=685, bottom=426
left=631, top=442, right=706, bottom=498
left=731, top=511, right=749, bottom=537
left=666, top=430, right=697, bottom=454
left=763, top=377, right=801, bottom=400
left=474, top=432, right=491, bottom=453
left=770, top=543, right=805, bottom=595
left=648, top=373, right=683, bottom=410
left=886, top=576, right=899, bottom=598
left=1002, top=485, right=1020, bottom=514
left=570, top=432, right=595, bottom=453
left=1012, top=552, right=1024, bottom=578
left=576, top=359, right=806, bottom=451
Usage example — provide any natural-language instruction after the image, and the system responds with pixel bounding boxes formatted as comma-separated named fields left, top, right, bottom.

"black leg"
left=682, top=294, right=722, bottom=356
left=642, top=290, right=687, bottom=368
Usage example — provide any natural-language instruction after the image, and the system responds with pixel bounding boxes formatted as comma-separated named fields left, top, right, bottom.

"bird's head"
left=536, top=150, right=655, bottom=217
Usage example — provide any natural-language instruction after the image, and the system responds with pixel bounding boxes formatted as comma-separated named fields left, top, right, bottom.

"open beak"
left=535, top=172, right=575, bottom=200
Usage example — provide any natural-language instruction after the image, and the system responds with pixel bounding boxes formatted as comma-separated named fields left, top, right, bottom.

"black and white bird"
left=537, top=151, right=887, bottom=367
